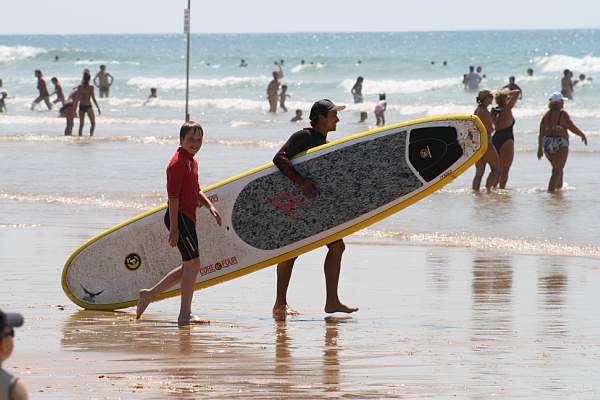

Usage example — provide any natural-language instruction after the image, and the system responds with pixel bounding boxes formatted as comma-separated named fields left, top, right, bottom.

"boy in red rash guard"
left=136, top=121, right=222, bottom=325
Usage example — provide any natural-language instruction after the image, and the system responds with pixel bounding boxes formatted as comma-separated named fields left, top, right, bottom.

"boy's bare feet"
left=136, top=289, right=152, bottom=319
left=178, top=314, right=210, bottom=326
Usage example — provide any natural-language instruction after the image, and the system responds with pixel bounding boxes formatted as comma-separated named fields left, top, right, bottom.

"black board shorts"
left=164, top=210, right=200, bottom=262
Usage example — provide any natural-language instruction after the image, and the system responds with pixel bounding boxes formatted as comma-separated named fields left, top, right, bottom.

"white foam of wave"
left=0, top=115, right=182, bottom=126
left=0, top=45, right=48, bottom=63
left=0, top=191, right=165, bottom=211
left=291, top=63, right=326, bottom=73
left=127, top=76, right=271, bottom=90
left=0, top=133, right=282, bottom=148
left=339, top=77, right=459, bottom=95
left=534, top=54, right=600, bottom=73
left=0, top=223, right=42, bottom=229
left=351, top=229, right=600, bottom=258
left=74, top=60, right=139, bottom=66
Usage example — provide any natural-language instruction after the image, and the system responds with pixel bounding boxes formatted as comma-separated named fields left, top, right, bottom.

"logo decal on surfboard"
left=124, top=253, right=142, bottom=271
left=266, top=193, right=308, bottom=221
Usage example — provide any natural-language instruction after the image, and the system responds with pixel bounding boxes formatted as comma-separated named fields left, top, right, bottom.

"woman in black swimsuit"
left=77, top=71, right=101, bottom=136
left=491, top=89, right=520, bottom=189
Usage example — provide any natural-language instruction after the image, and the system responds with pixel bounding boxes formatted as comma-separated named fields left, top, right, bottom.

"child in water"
left=290, top=109, right=303, bottom=122
left=0, top=92, right=7, bottom=112
left=374, top=93, right=387, bottom=126
left=279, top=85, right=290, bottom=112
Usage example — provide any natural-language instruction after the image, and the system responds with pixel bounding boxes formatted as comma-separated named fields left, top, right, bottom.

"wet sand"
left=2, top=232, right=600, bottom=399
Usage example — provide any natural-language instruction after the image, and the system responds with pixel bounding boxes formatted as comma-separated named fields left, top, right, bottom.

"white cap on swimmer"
left=549, top=92, right=568, bottom=103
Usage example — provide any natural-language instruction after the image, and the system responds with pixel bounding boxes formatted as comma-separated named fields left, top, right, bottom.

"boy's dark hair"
left=180, top=120, right=203, bottom=140
left=35, top=69, right=41, bottom=75
left=51, top=77, right=58, bottom=82
left=281, top=85, right=288, bottom=90
left=295, top=109, right=302, bottom=114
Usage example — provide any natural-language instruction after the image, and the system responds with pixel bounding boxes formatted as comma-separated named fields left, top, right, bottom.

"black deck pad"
left=232, top=131, right=423, bottom=250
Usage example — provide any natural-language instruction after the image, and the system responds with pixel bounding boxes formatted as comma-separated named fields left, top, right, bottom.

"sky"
left=1, top=0, right=599, bottom=35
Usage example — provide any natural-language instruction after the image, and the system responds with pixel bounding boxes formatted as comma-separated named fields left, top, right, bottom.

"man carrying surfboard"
left=136, top=121, right=222, bottom=325
left=272, top=99, right=359, bottom=318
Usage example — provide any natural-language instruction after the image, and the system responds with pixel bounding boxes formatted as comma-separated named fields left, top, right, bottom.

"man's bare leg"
left=136, top=265, right=184, bottom=319
left=178, top=257, right=208, bottom=325
left=78, top=112, right=85, bottom=136
left=88, top=110, right=95, bottom=136
left=324, top=240, right=358, bottom=314
left=273, top=258, right=300, bottom=318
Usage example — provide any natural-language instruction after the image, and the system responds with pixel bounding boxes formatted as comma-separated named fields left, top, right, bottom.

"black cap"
left=309, top=99, right=346, bottom=122
left=0, top=310, right=24, bottom=331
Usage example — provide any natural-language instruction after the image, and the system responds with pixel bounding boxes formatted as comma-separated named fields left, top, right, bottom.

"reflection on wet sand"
left=537, top=257, right=568, bottom=337
left=469, top=254, right=514, bottom=396
left=62, top=311, right=382, bottom=399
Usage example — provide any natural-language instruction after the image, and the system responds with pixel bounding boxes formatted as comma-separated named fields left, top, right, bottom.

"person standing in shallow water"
left=561, top=69, right=575, bottom=100
left=93, top=65, right=114, bottom=98
left=266, top=64, right=283, bottom=113
left=472, top=89, right=500, bottom=192
left=77, top=71, right=101, bottom=136
left=271, top=99, right=359, bottom=319
left=537, top=92, right=588, bottom=192
left=491, top=89, right=520, bottom=189
left=351, top=76, right=364, bottom=103
left=31, top=70, right=52, bottom=111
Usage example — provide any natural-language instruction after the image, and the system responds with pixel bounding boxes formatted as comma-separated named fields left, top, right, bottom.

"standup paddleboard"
left=62, top=115, right=487, bottom=310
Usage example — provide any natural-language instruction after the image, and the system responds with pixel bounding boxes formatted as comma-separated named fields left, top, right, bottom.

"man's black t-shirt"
left=273, top=128, right=327, bottom=184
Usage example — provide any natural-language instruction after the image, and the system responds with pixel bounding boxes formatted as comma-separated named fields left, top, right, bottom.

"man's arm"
left=273, top=134, right=316, bottom=198
left=108, top=73, right=114, bottom=86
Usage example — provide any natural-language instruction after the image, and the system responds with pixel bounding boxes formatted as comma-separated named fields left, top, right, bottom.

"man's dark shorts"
left=164, top=210, right=200, bottom=262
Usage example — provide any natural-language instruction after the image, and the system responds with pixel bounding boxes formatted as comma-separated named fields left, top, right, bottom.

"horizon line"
left=1, top=27, right=599, bottom=36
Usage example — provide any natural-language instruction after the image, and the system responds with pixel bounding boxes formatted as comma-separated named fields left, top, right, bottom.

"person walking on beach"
left=537, top=92, right=588, bottom=192
left=491, top=89, right=520, bottom=189
left=472, top=89, right=500, bottom=192
left=0, top=310, right=28, bottom=400
left=266, top=65, right=283, bottom=113
left=31, top=70, right=52, bottom=111
left=77, top=71, right=101, bottom=136
left=136, top=121, right=222, bottom=325
left=351, top=76, right=364, bottom=103
left=93, top=65, right=114, bottom=98
left=271, top=99, right=359, bottom=318
left=561, top=69, right=575, bottom=100
left=465, top=66, right=482, bottom=91
left=502, top=76, right=523, bottom=99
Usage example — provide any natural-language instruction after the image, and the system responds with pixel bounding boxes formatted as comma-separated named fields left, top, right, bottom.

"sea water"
left=1, top=30, right=599, bottom=256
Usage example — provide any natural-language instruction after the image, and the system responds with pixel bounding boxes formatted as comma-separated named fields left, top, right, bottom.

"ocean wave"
left=0, top=115, right=182, bottom=126
left=351, top=229, right=600, bottom=258
left=127, top=76, right=271, bottom=90
left=0, top=133, right=282, bottom=148
left=0, top=191, right=165, bottom=211
left=339, top=77, right=460, bottom=95
left=534, top=54, right=600, bottom=73
left=290, top=63, right=326, bottom=73
left=0, top=45, right=48, bottom=63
